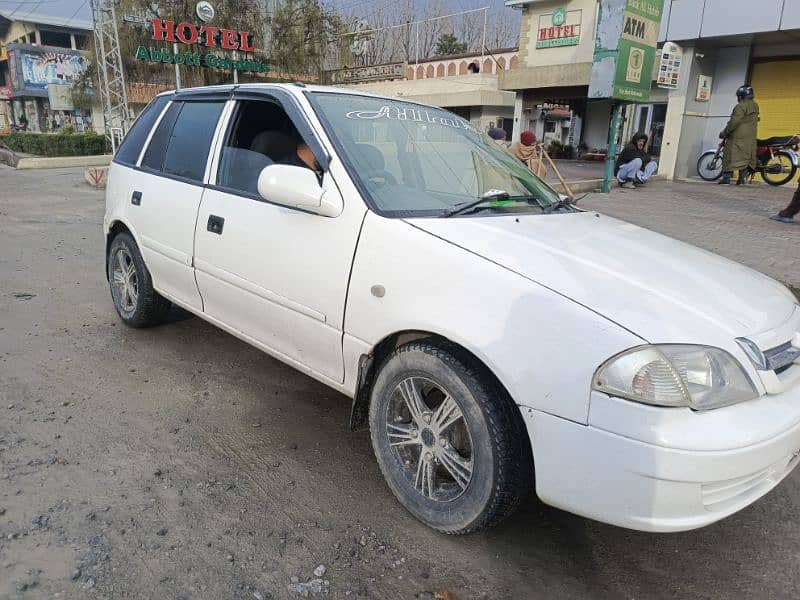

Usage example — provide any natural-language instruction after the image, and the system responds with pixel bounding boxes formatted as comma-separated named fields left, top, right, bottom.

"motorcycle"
left=696, top=134, right=799, bottom=186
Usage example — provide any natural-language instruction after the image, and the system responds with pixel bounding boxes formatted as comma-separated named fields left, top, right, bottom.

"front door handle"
left=207, top=214, right=225, bottom=235
left=131, top=191, right=142, bottom=206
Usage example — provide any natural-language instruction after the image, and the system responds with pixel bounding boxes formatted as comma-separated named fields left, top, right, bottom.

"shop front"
left=3, top=43, right=95, bottom=132
left=501, top=0, right=612, bottom=151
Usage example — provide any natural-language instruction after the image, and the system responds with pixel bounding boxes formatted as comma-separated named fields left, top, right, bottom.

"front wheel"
left=761, top=151, right=797, bottom=186
left=697, top=150, right=723, bottom=181
left=369, top=341, right=532, bottom=534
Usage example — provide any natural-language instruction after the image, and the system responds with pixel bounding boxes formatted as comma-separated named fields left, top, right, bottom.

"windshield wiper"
left=440, top=189, right=511, bottom=218
left=542, top=194, right=587, bottom=213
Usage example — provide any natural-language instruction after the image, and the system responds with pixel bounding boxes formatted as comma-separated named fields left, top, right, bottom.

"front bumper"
left=522, top=399, right=800, bottom=532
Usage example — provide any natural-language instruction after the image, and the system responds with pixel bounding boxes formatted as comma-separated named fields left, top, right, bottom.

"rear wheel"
left=697, top=150, right=723, bottom=181
left=107, top=233, right=171, bottom=328
left=761, top=151, right=797, bottom=186
left=369, top=341, right=532, bottom=534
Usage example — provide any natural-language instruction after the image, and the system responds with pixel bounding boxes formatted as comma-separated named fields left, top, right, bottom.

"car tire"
left=369, top=341, right=532, bottom=534
left=107, top=232, right=171, bottom=328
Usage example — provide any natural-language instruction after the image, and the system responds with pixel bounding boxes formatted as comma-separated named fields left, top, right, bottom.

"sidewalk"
left=580, top=179, right=799, bottom=296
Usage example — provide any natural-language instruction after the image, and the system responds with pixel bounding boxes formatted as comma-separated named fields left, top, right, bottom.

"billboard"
left=7, top=44, right=89, bottom=96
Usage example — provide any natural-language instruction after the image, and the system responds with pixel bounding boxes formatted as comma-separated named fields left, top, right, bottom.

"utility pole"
left=91, top=0, right=130, bottom=153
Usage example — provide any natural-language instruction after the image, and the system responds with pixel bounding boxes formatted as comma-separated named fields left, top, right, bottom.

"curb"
left=548, top=179, right=604, bottom=195
left=16, top=155, right=113, bottom=170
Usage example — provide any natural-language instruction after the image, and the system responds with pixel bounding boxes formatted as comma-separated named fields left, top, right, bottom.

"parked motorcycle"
left=697, top=135, right=799, bottom=186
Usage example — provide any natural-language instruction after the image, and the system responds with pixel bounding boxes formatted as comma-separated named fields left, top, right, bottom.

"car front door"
left=193, top=95, right=366, bottom=383
left=127, top=98, right=226, bottom=311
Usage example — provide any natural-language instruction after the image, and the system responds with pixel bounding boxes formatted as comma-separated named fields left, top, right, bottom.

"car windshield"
left=308, top=92, right=560, bottom=217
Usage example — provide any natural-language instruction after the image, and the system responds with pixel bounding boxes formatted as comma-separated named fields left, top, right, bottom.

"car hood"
left=406, top=211, right=797, bottom=346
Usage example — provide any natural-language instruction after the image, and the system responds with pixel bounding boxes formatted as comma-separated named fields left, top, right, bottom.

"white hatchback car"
left=104, top=84, right=800, bottom=534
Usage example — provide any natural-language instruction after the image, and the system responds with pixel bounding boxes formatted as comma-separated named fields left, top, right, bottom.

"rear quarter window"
left=114, top=95, right=171, bottom=166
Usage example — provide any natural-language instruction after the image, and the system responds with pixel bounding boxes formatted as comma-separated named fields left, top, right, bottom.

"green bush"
left=5, top=131, right=109, bottom=157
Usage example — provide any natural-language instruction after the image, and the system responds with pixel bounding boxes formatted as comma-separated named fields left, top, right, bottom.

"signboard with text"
left=589, top=0, right=665, bottom=103
left=657, top=41, right=683, bottom=89
left=330, top=62, right=405, bottom=84
left=536, top=8, right=582, bottom=49
left=131, top=17, right=269, bottom=74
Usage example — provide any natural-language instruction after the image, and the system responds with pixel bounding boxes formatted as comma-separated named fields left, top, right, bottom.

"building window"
left=40, top=30, right=72, bottom=48
left=436, top=64, right=444, bottom=77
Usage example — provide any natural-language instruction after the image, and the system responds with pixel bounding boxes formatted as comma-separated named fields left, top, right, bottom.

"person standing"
left=509, top=130, right=546, bottom=178
left=615, top=133, right=658, bottom=188
left=719, top=86, right=759, bottom=185
left=770, top=180, right=800, bottom=224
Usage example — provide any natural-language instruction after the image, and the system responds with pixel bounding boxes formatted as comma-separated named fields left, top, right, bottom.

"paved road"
left=1, top=167, right=799, bottom=599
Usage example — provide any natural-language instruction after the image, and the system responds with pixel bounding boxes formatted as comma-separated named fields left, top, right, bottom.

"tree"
left=270, top=0, right=345, bottom=78
left=435, top=32, right=467, bottom=56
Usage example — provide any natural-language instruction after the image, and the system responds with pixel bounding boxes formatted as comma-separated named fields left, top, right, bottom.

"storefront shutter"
left=750, top=61, right=800, bottom=139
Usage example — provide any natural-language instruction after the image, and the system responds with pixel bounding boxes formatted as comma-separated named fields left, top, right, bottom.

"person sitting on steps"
left=616, top=133, right=658, bottom=189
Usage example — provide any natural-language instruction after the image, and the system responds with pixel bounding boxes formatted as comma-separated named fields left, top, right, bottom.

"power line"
left=63, top=0, right=90, bottom=27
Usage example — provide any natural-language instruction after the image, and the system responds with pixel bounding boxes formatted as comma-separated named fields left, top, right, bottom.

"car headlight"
left=593, top=345, right=759, bottom=410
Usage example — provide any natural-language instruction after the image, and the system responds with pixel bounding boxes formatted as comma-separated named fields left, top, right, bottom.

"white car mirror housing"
left=257, top=164, right=341, bottom=217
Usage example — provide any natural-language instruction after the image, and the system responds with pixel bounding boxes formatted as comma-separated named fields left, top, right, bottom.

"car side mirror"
left=257, top=164, right=341, bottom=217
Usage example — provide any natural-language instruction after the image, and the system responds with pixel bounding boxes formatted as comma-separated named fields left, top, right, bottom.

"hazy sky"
left=0, top=0, right=93, bottom=24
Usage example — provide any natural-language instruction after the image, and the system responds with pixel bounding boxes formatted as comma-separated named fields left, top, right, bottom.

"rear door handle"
left=207, top=215, right=225, bottom=235
left=131, top=191, right=142, bottom=206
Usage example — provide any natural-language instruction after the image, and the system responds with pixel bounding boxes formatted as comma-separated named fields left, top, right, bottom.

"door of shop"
left=750, top=61, right=800, bottom=139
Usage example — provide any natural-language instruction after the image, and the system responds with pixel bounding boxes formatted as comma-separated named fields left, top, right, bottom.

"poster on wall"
left=47, top=84, right=75, bottom=110
left=19, top=49, right=89, bottom=91
left=0, top=86, right=12, bottom=100
left=696, top=75, right=712, bottom=101
left=657, top=42, right=683, bottom=89
left=7, top=50, right=19, bottom=90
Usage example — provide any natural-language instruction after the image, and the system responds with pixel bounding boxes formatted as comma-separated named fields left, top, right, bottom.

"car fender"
left=344, top=211, right=644, bottom=425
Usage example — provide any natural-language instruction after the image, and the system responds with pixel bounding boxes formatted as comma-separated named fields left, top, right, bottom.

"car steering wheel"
left=364, top=169, right=397, bottom=185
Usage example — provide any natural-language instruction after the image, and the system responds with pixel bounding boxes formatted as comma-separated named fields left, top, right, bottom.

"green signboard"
left=588, top=0, right=665, bottom=103
left=613, top=0, right=664, bottom=101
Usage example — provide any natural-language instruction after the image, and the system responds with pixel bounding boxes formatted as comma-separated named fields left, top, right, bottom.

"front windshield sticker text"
left=345, top=106, right=476, bottom=132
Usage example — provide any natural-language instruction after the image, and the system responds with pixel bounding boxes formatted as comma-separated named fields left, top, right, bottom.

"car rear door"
left=193, top=92, right=366, bottom=383
left=127, top=96, right=226, bottom=311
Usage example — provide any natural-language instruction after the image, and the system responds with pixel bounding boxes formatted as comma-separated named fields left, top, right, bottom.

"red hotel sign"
left=539, top=24, right=579, bottom=42
left=536, top=8, right=581, bottom=49
left=151, top=18, right=256, bottom=52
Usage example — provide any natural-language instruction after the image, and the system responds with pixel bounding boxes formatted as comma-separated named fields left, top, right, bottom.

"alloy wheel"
left=386, top=376, right=474, bottom=502
left=112, top=247, right=139, bottom=313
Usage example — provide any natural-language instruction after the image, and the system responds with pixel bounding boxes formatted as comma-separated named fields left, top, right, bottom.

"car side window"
left=162, top=101, right=225, bottom=182
left=141, top=102, right=181, bottom=172
left=216, top=99, right=316, bottom=196
left=115, top=95, right=170, bottom=166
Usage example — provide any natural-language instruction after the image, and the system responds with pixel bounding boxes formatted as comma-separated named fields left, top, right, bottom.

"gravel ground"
left=1, top=166, right=800, bottom=600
